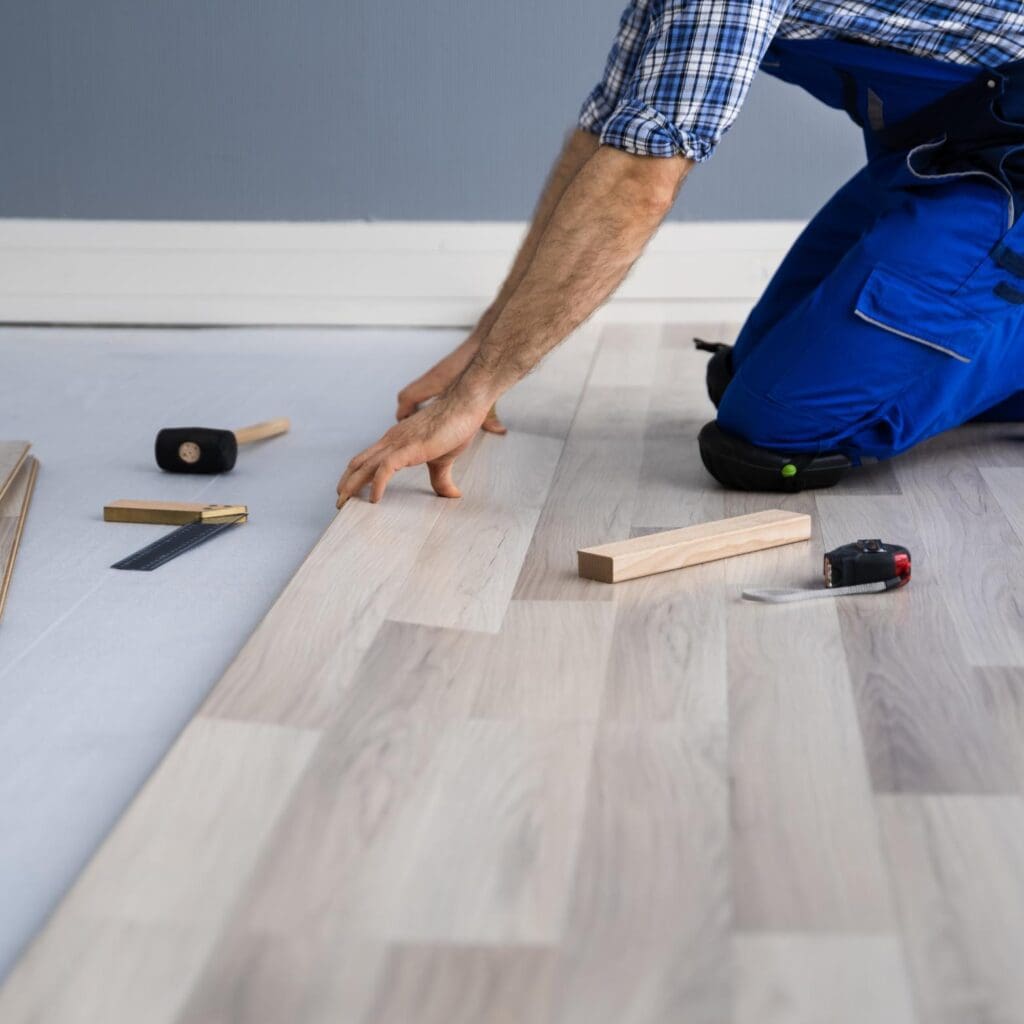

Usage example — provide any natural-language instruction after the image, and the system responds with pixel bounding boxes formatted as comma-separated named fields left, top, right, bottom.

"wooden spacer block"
left=577, top=509, right=812, bottom=584
left=104, top=500, right=248, bottom=525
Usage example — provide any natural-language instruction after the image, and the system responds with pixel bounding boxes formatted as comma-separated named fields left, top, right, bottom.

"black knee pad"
left=698, top=421, right=852, bottom=492
left=693, top=339, right=733, bottom=409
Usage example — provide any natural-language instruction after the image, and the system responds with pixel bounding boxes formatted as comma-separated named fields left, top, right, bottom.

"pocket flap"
left=854, top=265, right=989, bottom=363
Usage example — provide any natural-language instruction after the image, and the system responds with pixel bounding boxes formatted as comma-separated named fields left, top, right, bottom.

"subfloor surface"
left=4, top=323, right=1024, bottom=1023
left=0, top=325, right=456, bottom=979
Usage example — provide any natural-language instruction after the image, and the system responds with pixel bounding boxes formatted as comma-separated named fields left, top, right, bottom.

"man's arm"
left=336, top=144, right=692, bottom=507
left=394, top=129, right=600, bottom=427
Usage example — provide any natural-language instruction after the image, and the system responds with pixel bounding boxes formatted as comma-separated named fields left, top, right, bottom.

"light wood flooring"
left=3, top=323, right=1024, bottom=1023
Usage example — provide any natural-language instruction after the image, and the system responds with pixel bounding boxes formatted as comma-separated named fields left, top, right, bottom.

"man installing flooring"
left=337, top=0, right=1024, bottom=506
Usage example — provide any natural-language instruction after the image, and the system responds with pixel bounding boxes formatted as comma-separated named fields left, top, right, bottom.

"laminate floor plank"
left=363, top=945, right=556, bottom=1024
left=201, top=478, right=447, bottom=729
left=879, top=795, right=1024, bottom=1024
left=895, top=433, right=1024, bottom=666
left=734, top=934, right=916, bottom=1024
left=818, top=494, right=1022, bottom=794
left=551, top=723, right=729, bottom=1024
left=725, top=495, right=893, bottom=930
left=389, top=328, right=599, bottom=634
left=512, top=329, right=657, bottom=601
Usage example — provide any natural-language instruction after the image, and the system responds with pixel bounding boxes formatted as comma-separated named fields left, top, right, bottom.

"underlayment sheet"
left=0, top=325, right=457, bottom=980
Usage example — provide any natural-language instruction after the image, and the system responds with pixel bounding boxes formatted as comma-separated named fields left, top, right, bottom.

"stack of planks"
left=0, top=442, right=39, bottom=623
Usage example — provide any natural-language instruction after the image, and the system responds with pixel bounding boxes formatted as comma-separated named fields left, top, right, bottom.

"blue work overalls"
left=718, top=37, right=1024, bottom=461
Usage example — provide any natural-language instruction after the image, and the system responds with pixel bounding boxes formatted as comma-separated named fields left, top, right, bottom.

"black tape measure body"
left=824, top=539, right=911, bottom=590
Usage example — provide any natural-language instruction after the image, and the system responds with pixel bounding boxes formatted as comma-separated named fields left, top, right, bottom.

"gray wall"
left=0, top=0, right=865, bottom=221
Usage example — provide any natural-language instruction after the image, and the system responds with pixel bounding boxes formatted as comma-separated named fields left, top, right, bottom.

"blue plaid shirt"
left=579, top=0, right=1024, bottom=161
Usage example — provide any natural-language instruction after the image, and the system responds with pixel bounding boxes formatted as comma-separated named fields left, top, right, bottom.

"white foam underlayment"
left=0, top=325, right=459, bottom=980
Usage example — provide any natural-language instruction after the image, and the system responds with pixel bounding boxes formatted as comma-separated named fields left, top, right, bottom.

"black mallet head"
left=155, top=427, right=238, bottom=474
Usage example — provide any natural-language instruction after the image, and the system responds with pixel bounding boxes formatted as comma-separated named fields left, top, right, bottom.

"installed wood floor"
left=4, top=324, right=1024, bottom=1023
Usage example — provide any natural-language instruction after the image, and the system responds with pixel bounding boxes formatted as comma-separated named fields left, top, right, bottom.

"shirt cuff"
left=592, top=101, right=716, bottom=161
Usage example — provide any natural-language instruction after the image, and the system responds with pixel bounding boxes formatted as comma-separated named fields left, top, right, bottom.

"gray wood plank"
left=725, top=495, right=894, bottom=929
left=896, top=433, right=1024, bottom=666
left=879, top=795, right=1024, bottom=1024
left=552, top=724, right=729, bottom=1024
left=365, top=945, right=555, bottom=1024
left=817, top=494, right=1023, bottom=794
left=734, top=934, right=916, bottom=1024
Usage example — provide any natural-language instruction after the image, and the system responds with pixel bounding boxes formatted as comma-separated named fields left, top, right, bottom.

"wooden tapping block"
left=577, top=509, right=812, bottom=584
left=0, top=442, right=31, bottom=506
left=104, top=499, right=249, bottom=525
left=0, top=456, right=39, bottom=623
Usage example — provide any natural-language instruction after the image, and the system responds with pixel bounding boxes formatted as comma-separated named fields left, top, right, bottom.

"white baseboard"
left=0, top=219, right=804, bottom=328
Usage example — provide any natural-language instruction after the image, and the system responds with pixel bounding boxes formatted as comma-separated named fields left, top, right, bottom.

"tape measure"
left=111, top=515, right=246, bottom=571
left=743, top=539, right=912, bottom=604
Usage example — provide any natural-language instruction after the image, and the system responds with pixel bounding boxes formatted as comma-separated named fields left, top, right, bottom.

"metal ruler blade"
left=111, top=516, right=245, bottom=571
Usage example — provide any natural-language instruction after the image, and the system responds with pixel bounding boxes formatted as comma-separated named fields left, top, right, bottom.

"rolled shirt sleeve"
left=580, top=0, right=794, bottom=161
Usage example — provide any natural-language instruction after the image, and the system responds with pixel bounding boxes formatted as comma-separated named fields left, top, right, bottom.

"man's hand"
left=336, top=393, right=490, bottom=508
left=396, top=336, right=507, bottom=434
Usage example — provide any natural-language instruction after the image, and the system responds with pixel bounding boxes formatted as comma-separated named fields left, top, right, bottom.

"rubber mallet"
left=155, top=418, right=290, bottom=474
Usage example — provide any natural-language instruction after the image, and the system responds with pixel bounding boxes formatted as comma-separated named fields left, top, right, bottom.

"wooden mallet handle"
left=233, top=418, right=291, bottom=446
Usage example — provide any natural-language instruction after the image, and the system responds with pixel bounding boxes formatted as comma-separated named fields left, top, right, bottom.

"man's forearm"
left=458, top=147, right=693, bottom=401
left=474, top=129, right=601, bottom=339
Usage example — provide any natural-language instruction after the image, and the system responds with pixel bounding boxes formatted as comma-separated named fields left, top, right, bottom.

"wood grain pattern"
left=879, top=795, right=1024, bottom=1024
left=0, top=456, right=38, bottom=623
left=578, top=508, right=811, bottom=583
left=8, top=322, right=1024, bottom=1023
left=735, top=934, right=916, bottom=1024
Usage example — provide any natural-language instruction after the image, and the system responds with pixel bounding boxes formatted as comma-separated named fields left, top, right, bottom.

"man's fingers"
left=396, top=379, right=438, bottom=421
left=336, top=460, right=379, bottom=508
left=369, top=455, right=405, bottom=504
left=427, top=459, right=462, bottom=499
left=481, top=404, right=507, bottom=435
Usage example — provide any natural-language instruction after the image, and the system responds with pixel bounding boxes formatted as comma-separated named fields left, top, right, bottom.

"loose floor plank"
left=0, top=456, right=39, bottom=623
left=0, top=442, right=30, bottom=506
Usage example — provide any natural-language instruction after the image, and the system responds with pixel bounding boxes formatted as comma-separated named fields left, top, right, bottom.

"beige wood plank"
left=388, top=429, right=565, bottom=633
left=725, top=495, right=894, bottom=930
left=512, top=329, right=658, bottom=601
left=552, top=723, right=729, bottom=1024
left=0, top=441, right=30, bottom=506
left=734, top=934, right=916, bottom=1024
left=364, top=945, right=556, bottom=1024
left=578, top=508, right=810, bottom=583
left=388, top=328, right=599, bottom=634
left=0, top=456, right=39, bottom=623
left=817, top=494, right=1022, bottom=793
left=896, top=435, right=1024, bottom=666
left=0, top=718, right=318, bottom=1023
left=879, top=795, right=1024, bottom=1024
left=201, top=478, right=446, bottom=728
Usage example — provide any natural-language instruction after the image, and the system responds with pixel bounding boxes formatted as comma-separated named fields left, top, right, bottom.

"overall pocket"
left=853, top=265, right=991, bottom=365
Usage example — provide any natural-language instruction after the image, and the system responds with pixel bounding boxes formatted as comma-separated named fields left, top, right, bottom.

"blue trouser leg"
left=717, top=40, right=1024, bottom=460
